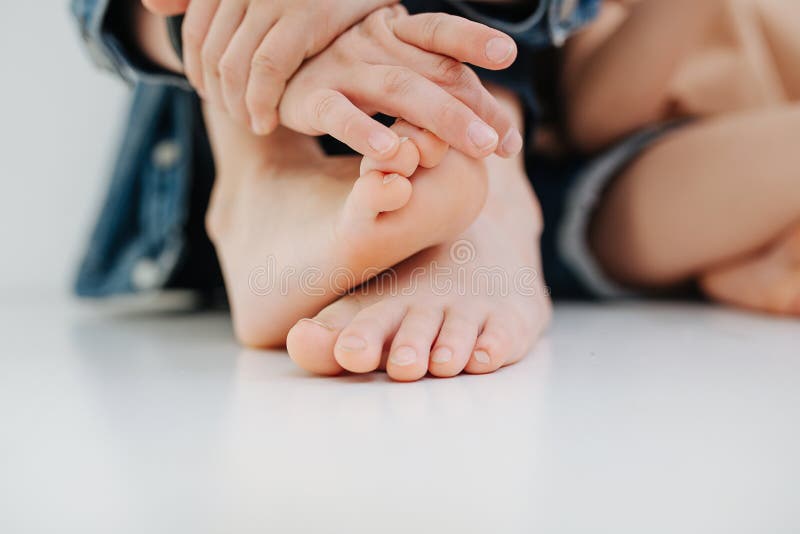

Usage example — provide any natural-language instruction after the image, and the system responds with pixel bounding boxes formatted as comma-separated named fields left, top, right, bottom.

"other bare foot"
left=287, top=117, right=551, bottom=380
left=700, top=226, right=800, bottom=316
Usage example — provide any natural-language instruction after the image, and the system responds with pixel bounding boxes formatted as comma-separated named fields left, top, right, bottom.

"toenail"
left=467, top=121, right=499, bottom=151
left=299, top=318, right=335, bottom=331
left=431, top=347, right=453, bottom=364
left=337, top=335, right=367, bottom=351
left=383, top=173, right=401, bottom=184
left=485, top=37, right=514, bottom=64
left=473, top=350, right=491, bottom=365
left=368, top=130, right=398, bottom=155
left=390, top=346, right=417, bottom=366
left=501, top=128, right=523, bottom=155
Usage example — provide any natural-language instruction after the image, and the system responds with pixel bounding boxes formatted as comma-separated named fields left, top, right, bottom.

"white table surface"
left=1, top=295, right=798, bottom=533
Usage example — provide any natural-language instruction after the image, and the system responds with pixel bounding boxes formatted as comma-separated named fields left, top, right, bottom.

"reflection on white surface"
left=0, top=297, right=798, bottom=533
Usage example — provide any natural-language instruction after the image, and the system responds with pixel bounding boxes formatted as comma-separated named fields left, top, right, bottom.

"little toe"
left=464, top=314, right=516, bottom=375
left=428, top=308, right=482, bottom=378
left=391, top=120, right=449, bottom=168
left=286, top=297, right=363, bottom=376
left=345, top=170, right=413, bottom=221
left=360, top=136, right=421, bottom=178
left=386, top=306, right=445, bottom=382
left=334, top=300, right=408, bottom=373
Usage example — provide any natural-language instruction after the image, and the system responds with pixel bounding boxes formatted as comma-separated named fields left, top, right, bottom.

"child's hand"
left=279, top=6, right=522, bottom=160
left=143, top=0, right=397, bottom=135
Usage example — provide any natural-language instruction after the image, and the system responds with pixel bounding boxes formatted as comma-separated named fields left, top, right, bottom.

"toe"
left=360, top=137, right=421, bottom=177
left=345, top=170, right=413, bottom=221
left=464, top=314, right=516, bottom=375
left=286, top=297, right=363, bottom=376
left=334, top=300, right=408, bottom=373
left=386, top=306, right=445, bottom=382
left=390, top=120, right=449, bottom=168
left=428, top=308, right=482, bottom=378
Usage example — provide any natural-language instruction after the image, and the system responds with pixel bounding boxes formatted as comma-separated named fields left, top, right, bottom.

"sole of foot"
left=203, top=106, right=488, bottom=347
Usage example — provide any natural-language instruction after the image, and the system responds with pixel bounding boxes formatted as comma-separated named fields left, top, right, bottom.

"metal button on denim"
left=131, top=259, right=164, bottom=291
left=152, top=139, right=182, bottom=170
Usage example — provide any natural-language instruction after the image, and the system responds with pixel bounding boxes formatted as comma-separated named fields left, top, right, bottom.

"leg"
left=591, top=105, right=800, bottom=289
left=287, top=86, right=552, bottom=380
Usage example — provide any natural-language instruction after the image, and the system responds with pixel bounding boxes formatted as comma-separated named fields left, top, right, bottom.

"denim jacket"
left=71, top=0, right=600, bottom=298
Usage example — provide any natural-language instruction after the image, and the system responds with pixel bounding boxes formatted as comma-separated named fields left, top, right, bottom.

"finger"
left=219, top=4, right=276, bottom=124
left=201, top=0, right=247, bottom=109
left=181, top=0, right=221, bottom=96
left=246, top=17, right=309, bottom=135
left=291, top=89, right=401, bottom=160
left=389, top=119, right=449, bottom=168
left=420, top=57, right=521, bottom=157
left=357, top=65, right=499, bottom=158
left=392, top=13, right=517, bottom=70
left=142, top=0, right=189, bottom=15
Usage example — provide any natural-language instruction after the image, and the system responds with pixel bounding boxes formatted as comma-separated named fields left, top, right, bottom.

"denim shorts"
left=533, top=123, right=686, bottom=299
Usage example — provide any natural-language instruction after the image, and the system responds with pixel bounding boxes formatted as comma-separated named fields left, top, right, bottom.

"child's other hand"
left=279, top=6, right=522, bottom=160
left=143, top=0, right=397, bottom=136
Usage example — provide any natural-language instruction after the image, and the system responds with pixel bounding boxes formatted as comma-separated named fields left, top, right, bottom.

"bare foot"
left=203, top=106, right=488, bottom=347
left=287, top=119, right=552, bottom=380
left=700, top=226, right=800, bottom=316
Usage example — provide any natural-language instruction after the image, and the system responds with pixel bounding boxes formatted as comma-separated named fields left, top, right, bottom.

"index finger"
left=391, top=13, right=518, bottom=71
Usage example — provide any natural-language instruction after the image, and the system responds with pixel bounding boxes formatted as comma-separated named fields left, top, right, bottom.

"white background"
left=0, top=4, right=127, bottom=292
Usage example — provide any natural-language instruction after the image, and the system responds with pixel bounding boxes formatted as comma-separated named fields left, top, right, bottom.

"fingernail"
left=337, top=335, right=367, bottom=351
left=299, top=318, right=335, bottom=331
left=485, top=37, right=514, bottom=64
left=368, top=131, right=398, bottom=155
left=473, top=350, right=491, bottom=364
left=467, top=121, right=499, bottom=151
left=390, top=346, right=417, bottom=366
left=501, top=128, right=523, bottom=155
left=431, top=347, right=453, bottom=364
left=399, top=137, right=409, bottom=144
left=383, top=173, right=401, bottom=184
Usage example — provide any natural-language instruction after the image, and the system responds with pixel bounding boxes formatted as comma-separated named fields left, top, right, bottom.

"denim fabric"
left=72, top=0, right=599, bottom=298
left=74, top=84, right=222, bottom=296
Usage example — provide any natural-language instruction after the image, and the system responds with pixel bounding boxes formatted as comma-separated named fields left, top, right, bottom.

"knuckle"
left=433, top=57, right=473, bottom=88
left=340, top=113, right=361, bottom=140
left=251, top=51, right=284, bottom=79
left=356, top=10, right=392, bottom=44
left=200, top=45, right=220, bottom=72
left=420, top=13, right=446, bottom=48
left=382, top=68, right=415, bottom=96
left=311, top=92, right=340, bottom=125
left=182, top=25, right=203, bottom=49
left=218, top=56, right=242, bottom=87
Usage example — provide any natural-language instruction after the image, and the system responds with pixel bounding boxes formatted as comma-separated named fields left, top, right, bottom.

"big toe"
left=287, top=298, right=363, bottom=376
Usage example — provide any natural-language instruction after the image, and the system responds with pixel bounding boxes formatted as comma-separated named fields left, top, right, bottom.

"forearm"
left=564, top=0, right=724, bottom=150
